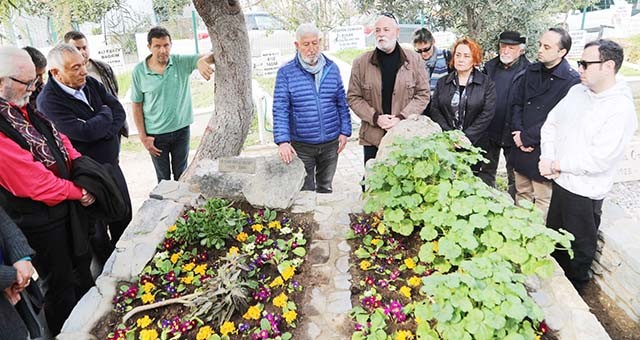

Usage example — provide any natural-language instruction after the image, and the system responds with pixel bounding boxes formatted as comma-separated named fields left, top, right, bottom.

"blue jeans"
left=149, top=126, right=190, bottom=182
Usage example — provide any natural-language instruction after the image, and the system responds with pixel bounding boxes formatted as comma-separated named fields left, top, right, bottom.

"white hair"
left=296, top=23, right=320, bottom=41
left=0, top=46, right=31, bottom=78
left=47, top=43, right=82, bottom=70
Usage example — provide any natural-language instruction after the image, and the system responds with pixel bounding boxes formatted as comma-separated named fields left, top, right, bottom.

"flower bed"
left=347, top=132, right=571, bottom=339
left=92, top=198, right=315, bottom=340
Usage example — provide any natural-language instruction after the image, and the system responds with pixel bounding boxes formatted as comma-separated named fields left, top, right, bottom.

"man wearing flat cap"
left=481, top=31, right=530, bottom=195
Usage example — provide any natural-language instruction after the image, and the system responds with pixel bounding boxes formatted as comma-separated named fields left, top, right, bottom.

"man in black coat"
left=482, top=31, right=530, bottom=194
left=37, top=43, right=132, bottom=266
left=510, top=28, right=579, bottom=218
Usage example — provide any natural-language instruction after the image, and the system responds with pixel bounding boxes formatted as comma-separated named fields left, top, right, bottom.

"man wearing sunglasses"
left=412, top=28, right=451, bottom=98
left=539, top=39, right=637, bottom=292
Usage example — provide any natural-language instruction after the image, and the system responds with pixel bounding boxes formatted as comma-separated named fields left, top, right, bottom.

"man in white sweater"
left=539, top=39, right=638, bottom=291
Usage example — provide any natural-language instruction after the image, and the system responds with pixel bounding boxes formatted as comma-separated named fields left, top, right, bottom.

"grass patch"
left=191, top=79, right=215, bottom=109
left=254, top=76, right=276, bottom=95
left=116, top=71, right=132, bottom=98
left=332, top=48, right=366, bottom=65
left=621, top=64, right=640, bottom=77
left=620, top=35, right=640, bottom=65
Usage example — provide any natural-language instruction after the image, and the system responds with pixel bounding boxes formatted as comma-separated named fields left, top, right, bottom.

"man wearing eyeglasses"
left=0, top=46, right=96, bottom=335
left=348, top=13, right=430, bottom=172
left=539, top=39, right=637, bottom=292
left=510, top=27, right=579, bottom=218
left=412, top=28, right=450, bottom=98
left=481, top=31, right=530, bottom=194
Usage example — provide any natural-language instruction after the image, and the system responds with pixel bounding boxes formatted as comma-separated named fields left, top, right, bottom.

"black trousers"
left=0, top=297, right=28, bottom=340
left=22, top=219, right=93, bottom=335
left=547, top=182, right=603, bottom=290
left=292, top=139, right=339, bottom=193
left=362, top=145, right=379, bottom=192
left=91, top=163, right=132, bottom=265
left=475, top=138, right=515, bottom=196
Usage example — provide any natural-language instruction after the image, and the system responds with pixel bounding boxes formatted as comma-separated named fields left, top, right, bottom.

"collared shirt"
left=540, top=81, right=638, bottom=200
left=130, top=54, right=199, bottom=134
left=52, top=76, right=89, bottom=106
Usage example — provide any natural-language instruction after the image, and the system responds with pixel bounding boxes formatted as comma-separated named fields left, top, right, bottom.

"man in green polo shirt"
left=131, top=26, right=214, bottom=182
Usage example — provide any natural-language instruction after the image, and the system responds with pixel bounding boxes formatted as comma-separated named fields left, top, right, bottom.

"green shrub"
left=174, top=198, right=248, bottom=249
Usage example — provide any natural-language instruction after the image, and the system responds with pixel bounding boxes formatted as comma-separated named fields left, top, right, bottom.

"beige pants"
left=514, top=171, right=552, bottom=221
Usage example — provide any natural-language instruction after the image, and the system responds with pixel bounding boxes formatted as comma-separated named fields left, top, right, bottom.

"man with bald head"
left=0, top=46, right=95, bottom=335
left=38, top=43, right=132, bottom=266
left=347, top=13, right=430, bottom=173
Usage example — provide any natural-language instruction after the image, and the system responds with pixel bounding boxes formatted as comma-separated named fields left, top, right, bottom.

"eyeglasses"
left=379, top=12, right=398, bottom=24
left=9, top=76, right=37, bottom=89
left=415, top=45, right=433, bottom=54
left=576, top=60, right=604, bottom=69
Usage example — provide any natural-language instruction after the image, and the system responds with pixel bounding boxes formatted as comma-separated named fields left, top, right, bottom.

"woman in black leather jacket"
left=429, top=37, right=497, bottom=184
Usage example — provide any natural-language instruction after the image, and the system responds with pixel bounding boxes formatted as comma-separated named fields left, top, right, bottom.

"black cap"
left=499, top=31, right=526, bottom=45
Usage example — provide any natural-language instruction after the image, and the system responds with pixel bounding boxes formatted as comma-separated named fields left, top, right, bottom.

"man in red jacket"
left=0, top=46, right=95, bottom=335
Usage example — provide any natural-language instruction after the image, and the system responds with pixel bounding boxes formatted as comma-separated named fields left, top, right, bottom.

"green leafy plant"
left=174, top=198, right=248, bottom=249
left=356, top=131, right=574, bottom=339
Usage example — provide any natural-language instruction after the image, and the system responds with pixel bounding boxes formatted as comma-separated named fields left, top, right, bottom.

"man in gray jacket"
left=0, top=207, right=35, bottom=340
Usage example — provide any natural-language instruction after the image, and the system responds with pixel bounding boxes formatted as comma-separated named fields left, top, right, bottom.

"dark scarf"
left=0, top=98, right=69, bottom=168
left=450, top=70, right=474, bottom=130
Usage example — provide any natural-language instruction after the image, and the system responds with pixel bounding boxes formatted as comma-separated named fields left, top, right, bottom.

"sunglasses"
left=379, top=12, right=398, bottom=24
left=9, top=76, right=37, bottom=89
left=415, top=45, right=433, bottom=54
left=576, top=60, right=604, bottom=69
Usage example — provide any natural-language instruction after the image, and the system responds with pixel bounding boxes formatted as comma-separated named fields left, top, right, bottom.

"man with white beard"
left=273, top=23, right=352, bottom=193
left=347, top=13, right=430, bottom=174
left=482, top=31, right=530, bottom=194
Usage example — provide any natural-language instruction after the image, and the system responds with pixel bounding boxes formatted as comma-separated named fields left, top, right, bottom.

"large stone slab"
left=189, top=155, right=305, bottom=209
left=375, top=115, right=442, bottom=162
left=149, top=180, right=203, bottom=207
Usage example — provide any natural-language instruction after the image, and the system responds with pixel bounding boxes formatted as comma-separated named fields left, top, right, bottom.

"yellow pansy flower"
left=220, top=321, right=236, bottom=336
left=170, top=253, right=180, bottom=264
left=194, top=264, right=207, bottom=276
left=136, top=315, right=152, bottom=328
left=377, top=222, right=386, bottom=235
left=143, top=282, right=155, bottom=294
left=370, top=238, right=381, bottom=246
left=360, top=260, right=372, bottom=270
left=282, top=266, right=295, bottom=281
left=140, top=329, right=159, bottom=340
left=268, top=220, right=282, bottom=229
left=269, top=276, right=284, bottom=288
left=236, top=232, right=248, bottom=242
left=283, top=310, right=297, bottom=324
left=141, top=293, right=154, bottom=304
left=228, top=247, right=240, bottom=256
left=182, top=262, right=195, bottom=271
left=273, top=292, right=288, bottom=308
left=399, top=286, right=412, bottom=298
left=196, top=326, right=215, bottom=340
left=395, top=330, right=414, bottom=340
left=404, top=258, right=416, bottom=270
left=181, top=274, right=194, bottom=284
left=251, top=224, right=264, bottom=232
left=433, top=240, right=439, bottom=253
left=167, top=224, right=177, bottom=232
left=243, top=304, right=261, bottom=320
left=408, top=276, right=422, bottom=287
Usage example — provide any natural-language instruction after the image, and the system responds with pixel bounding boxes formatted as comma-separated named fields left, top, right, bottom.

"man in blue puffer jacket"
left=273, top=23, right=352, bottom=193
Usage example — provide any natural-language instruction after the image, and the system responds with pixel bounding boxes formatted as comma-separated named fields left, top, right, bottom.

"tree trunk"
left=186, top=0, right=253, bottom=177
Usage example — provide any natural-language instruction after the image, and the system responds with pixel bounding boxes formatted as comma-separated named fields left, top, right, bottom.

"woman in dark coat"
left=0, top=206, right=35, bottom=340
left=429, top=37, right=497, bottom=184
